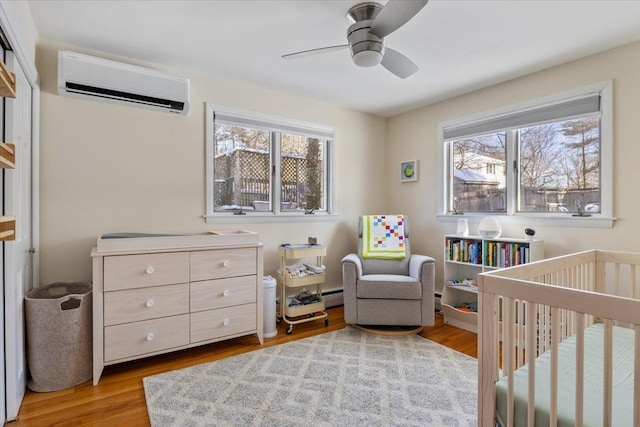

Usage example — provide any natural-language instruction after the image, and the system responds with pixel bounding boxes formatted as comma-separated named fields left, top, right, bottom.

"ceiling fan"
left=282, top=0, right=428, bottom=79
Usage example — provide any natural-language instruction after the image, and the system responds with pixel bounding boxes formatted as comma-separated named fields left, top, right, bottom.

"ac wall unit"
left=58, top=51, right=189, bottom=114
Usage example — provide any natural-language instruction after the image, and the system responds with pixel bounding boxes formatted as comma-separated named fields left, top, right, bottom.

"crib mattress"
left=495, top=323, right=635, bottom=427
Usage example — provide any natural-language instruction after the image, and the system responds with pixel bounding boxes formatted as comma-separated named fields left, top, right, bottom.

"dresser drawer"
left=104, top=252, right=189, bottom=291
left=190, top=248, right=257, bottom=281
left=190, top=276, right=257, bottom=313
left=104, top=314, right=190, bottom=362
left=104, top=283, right=189, bottom=326
left=190, top=304, right=257, bottom=343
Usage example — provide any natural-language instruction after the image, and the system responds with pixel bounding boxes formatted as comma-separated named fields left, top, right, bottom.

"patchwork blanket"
left=361, top=214, right=407, bottom=259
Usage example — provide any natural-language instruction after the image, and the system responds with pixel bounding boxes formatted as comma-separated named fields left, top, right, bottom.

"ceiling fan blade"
left=369, top=0, right=428, bottom=38
left=282, top=45, right=349, bottom=60
left=381, top=47, right=419, bottom=79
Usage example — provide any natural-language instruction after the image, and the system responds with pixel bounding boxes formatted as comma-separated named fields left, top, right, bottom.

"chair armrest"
left=341, top=253, right=362, bottom=325
left=410, top=254, right=436, bottom=326
left=341, top=253, right=363, bottom=279
left=409, top=254, right=435, bottom=280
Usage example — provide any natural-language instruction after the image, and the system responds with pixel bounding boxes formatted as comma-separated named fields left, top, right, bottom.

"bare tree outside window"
left=518, top=117, right=600, bottom=213
left=561, top=117, right=600, bottom=190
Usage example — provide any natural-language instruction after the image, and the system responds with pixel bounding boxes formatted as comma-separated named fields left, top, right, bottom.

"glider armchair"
left=341, top=215, right=435, bottom=328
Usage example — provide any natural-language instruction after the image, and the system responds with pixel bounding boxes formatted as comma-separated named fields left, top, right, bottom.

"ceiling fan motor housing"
left=347, top=2, right=384, bottom=68
left=347, top=20, right=384, bottom=67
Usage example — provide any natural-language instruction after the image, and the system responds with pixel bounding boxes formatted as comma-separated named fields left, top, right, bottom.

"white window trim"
left=204, top=103, right=337, bottom=224
left=437, top=81, right=614, bottom=228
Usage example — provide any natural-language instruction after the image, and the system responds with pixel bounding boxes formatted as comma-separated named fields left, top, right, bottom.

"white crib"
left=477, top=250, right=640, bottom=427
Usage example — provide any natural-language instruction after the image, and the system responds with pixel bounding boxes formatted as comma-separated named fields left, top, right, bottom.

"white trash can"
left=263, top=276, right=278, bottom=338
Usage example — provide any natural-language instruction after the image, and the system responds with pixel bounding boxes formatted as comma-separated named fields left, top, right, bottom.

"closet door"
left=4, top=51, right=32, bottom=421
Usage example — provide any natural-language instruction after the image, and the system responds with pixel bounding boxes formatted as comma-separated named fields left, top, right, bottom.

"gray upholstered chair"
left=341, top=216, right=436, bottom=328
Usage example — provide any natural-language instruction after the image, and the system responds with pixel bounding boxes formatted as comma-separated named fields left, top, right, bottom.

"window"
left=440, top=81, right=613, bottom=225
left=205, top=104, right=334, bottom=222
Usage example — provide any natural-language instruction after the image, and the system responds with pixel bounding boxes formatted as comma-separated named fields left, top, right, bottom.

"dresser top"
left=92, top=230, right=261, bottom=255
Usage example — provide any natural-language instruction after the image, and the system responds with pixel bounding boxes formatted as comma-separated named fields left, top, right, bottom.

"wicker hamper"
left=24, top=282, right=92, bottom=392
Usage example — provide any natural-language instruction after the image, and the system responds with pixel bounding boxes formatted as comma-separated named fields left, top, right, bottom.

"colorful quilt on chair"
left=361, top=214, right=407, bottom=260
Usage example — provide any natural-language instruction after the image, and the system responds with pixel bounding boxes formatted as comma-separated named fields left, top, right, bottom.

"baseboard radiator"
left=322, top=287, right=344, bottom=308
left=276, top=287, right=344, bottom=312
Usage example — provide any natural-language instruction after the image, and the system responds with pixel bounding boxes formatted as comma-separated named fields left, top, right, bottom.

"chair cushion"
left=357, top=275, right=422, bottom=300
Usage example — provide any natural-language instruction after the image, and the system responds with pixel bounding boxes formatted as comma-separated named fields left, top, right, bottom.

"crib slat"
left=517, top=300, right=524, bottom=367
left=550, top=306, right=560, bottom=427
left=575, top=313, right=585, bottom=427
left=603, top=319, right=613, bottom=427
left=504, top=297, right=515, bottom=427
left=527, top=301, right=537, bottom=427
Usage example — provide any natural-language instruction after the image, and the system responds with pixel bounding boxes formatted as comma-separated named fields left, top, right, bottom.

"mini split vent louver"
left=57, top=51, right=190, bottom=114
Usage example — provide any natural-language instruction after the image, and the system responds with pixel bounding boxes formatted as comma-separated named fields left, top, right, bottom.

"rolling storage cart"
left=277, top=244, right=328, bottom=334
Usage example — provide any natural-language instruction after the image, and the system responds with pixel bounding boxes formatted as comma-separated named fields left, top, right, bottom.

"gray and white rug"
left=143, top=327, right=477, bottom=426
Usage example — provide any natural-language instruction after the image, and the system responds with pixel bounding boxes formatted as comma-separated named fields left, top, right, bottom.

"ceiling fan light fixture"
left=352, top=49, right=383, bottom=67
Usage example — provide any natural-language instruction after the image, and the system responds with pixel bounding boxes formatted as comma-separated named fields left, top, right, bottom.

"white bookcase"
left=441, top=234, right=544, bottom=333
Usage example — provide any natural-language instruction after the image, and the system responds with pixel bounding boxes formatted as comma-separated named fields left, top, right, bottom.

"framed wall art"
left=400, top=160, right=418, bottom=182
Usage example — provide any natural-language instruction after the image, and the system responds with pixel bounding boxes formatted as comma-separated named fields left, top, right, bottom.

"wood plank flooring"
left=9, top=307, right=477, bottom=427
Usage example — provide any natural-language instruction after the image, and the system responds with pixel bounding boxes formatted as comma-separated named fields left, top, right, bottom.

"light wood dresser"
left=90, top=232, right=263, bottom=384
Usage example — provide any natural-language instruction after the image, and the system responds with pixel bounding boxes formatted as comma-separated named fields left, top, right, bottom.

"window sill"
left=204, top=213, right=339, bottom=224
left=437, top=214, right=616, bottom=229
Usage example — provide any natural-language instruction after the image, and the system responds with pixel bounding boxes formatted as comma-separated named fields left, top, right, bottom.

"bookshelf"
left=441, top=234, right=543, bottom=332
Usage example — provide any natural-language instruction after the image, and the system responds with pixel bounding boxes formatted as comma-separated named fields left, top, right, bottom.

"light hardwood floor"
left=10, top=307, right=477, bottom=426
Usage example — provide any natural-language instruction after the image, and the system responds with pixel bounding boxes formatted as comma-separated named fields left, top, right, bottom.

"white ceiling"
left=27, top=0, right=640, bottom=117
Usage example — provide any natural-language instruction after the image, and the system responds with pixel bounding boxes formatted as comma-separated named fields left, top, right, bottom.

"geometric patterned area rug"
left=143, top=327, right=477, bottom=426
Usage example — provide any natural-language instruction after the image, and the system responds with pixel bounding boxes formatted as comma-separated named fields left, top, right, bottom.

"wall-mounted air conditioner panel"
left=58, top=51, right=189, bottom=114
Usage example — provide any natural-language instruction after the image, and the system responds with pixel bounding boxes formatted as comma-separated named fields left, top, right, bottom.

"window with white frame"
left=205, top=104, right=333, bottom=220
left=441, top=82, right=612, bottom=222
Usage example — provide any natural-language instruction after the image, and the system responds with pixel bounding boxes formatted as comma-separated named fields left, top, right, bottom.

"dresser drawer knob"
left=146, top=299, right=155, bottom=308
left=146, top=266, right=155, bottom=275
left=222, top=290, right=230, bottom=297
left=223, top=319, right=230, bottom=326
left=146, top=333, right=155, bottom=341
left=222, top=260, right=230, bottom=267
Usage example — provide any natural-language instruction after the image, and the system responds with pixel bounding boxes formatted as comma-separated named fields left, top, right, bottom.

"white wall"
left=387, top=40, right=640, bottom=291
left=36, top=40, right=388, bottom=289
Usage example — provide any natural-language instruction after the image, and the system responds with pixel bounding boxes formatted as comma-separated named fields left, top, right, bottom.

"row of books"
left=485, top=241, right=530, bottom=267
left=446, top=239, right=483, bottom=264
left=446, top=238, right=531, bottom=267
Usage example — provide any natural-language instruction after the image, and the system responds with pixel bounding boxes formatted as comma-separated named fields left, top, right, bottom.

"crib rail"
left=478, top=249, right=640, bottom=427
